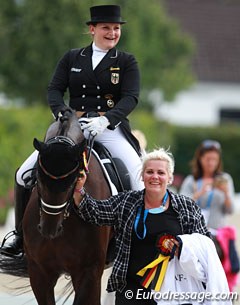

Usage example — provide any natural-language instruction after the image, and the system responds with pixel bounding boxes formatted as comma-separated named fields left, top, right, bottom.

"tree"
left=0, top=0, right=195, bottom=105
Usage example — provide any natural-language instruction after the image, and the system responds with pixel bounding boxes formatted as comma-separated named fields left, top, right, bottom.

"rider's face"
left=90, top=23, right=121, bottom=50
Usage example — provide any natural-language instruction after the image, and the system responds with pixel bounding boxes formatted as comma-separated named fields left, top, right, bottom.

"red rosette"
left=155, top=233, right=177, bottom=256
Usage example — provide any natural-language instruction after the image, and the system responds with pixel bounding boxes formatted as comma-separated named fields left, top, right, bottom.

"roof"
left=163, top=0, right=240, bottom=82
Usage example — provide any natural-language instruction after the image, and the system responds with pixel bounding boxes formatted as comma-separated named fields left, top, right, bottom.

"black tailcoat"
left=47, top=45, right=141, bottom=154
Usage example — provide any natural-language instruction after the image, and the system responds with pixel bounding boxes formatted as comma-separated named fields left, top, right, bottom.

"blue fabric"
left=229, top=239, right=240, bottom=273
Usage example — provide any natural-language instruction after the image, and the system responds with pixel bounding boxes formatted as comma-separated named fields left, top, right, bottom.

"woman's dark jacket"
left=47, top=44, right=141, bottom=154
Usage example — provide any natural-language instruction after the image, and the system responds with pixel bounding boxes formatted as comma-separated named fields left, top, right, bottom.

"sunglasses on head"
left=202, top=140, right=221, bottom=150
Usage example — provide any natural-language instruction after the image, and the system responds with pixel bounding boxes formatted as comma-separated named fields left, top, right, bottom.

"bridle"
left=40, top=199, right=71, bottom=216
left=37, top=136, right=84, bottom=217
left=38, top=156, right=80, bottom=181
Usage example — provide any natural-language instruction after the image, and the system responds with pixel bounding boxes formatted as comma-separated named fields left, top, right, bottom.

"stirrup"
left=0, top=230, right=17, bottom=248
left=0, top=230, right=24, bottom=258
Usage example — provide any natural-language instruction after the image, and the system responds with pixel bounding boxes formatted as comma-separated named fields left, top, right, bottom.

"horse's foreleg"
left=71, top=268, right=103, bottom=305
left=28, top=259, right=59, bottom=305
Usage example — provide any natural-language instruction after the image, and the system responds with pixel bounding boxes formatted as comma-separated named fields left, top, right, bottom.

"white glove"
left=81, top=116, right=110, bottom=136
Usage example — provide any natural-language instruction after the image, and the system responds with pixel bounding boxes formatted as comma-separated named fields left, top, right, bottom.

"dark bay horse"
left=2, top=111, right=112, bottom=305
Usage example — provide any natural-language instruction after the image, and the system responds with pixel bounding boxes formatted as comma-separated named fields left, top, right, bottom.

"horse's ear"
left=33, top=138, right=46, bottom=152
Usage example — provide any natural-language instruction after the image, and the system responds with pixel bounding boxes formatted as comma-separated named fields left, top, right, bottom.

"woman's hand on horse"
left=76, top=171, right=87, bottom=189
left=74, top=172, right=87, bottom=206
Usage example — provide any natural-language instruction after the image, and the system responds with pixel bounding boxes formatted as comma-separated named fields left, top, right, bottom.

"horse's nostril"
left=58, top=225, right=63, bottom=233
left=37, top=224, right=42, bottom=232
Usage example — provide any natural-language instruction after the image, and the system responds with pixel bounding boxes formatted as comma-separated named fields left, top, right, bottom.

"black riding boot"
left=0, top=182, right=31, bottom=257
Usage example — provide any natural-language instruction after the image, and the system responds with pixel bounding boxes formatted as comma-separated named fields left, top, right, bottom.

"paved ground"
left=0, top=208, right=239, bottom=304
left=0, top=274, right=72, bottom=304
left=0, top=266, right=114, bottom=305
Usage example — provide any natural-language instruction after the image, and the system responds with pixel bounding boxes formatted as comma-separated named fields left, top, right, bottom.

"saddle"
left=93, top=141, right=131, bottom=193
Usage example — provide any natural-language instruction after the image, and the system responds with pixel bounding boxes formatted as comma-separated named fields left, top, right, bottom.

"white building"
left=156, top=82, right=240, bottom=126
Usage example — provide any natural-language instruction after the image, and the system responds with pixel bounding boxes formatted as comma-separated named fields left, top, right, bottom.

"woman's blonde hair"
left=141, top=148, right=175, bottom=184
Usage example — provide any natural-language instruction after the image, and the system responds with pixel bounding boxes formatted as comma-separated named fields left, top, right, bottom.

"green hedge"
left=0, top=106, right=52, bottom=196
left=0, top=106, right=52, bottom=224
left=129, top=110, right=175, bottom=150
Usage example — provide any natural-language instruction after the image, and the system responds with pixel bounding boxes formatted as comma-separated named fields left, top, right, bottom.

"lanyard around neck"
left=134, top=192, right=169, bottom=240
left=196, top=179, right=214, bottom=209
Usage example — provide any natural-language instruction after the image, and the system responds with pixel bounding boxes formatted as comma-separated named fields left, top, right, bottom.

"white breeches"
left=16, top=150, right=39, bottom=186
left=96, top=128, right=144, bottom=190
left=16, top=127, right=144, bottom=191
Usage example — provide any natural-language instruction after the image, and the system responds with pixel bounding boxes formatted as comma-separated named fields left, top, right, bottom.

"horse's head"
left=33, top=136, right=86, bottom=239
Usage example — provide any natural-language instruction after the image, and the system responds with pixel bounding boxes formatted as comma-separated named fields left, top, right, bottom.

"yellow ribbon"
left=137, top=253, right=170, bottom=291
left=83, top=150, right=88, bottom=172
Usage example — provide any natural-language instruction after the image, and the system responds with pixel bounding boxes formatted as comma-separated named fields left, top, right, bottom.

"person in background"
left=179, top=140, right=234, bottom=230
left=73, top=147, right=214, bottom=305
left=0, top=5, right=143, bottom=257
left=179, top=139, right=239, bottom=291
left=210, top=173, right=232, bottom=229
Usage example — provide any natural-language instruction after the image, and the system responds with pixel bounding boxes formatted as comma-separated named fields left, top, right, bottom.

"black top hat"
left=86, top=5, right=126, bottom=25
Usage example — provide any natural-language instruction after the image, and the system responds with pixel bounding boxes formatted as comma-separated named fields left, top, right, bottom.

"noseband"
left=40, top=199, right=70, bottom=216
left=38, top=136, right=82, bottom=216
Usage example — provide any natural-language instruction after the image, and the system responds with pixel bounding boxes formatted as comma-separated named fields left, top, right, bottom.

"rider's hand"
left=81, top=116, right=110, bottom=136
left=56, top=106, right=73, bottom=120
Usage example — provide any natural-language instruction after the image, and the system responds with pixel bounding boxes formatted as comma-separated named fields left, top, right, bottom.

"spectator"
left=180, top=139, right=238, bottom=291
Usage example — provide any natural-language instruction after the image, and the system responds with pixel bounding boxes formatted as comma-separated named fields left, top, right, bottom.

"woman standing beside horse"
left=72, top=147, right=231, bottom=305
left=1, top=4, right=143, bottom=257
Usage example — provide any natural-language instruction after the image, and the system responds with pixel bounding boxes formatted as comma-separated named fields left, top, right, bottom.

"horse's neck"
left=45, top=119, right=83, bottom=144
left=45, top=121, right=62, bottom=141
